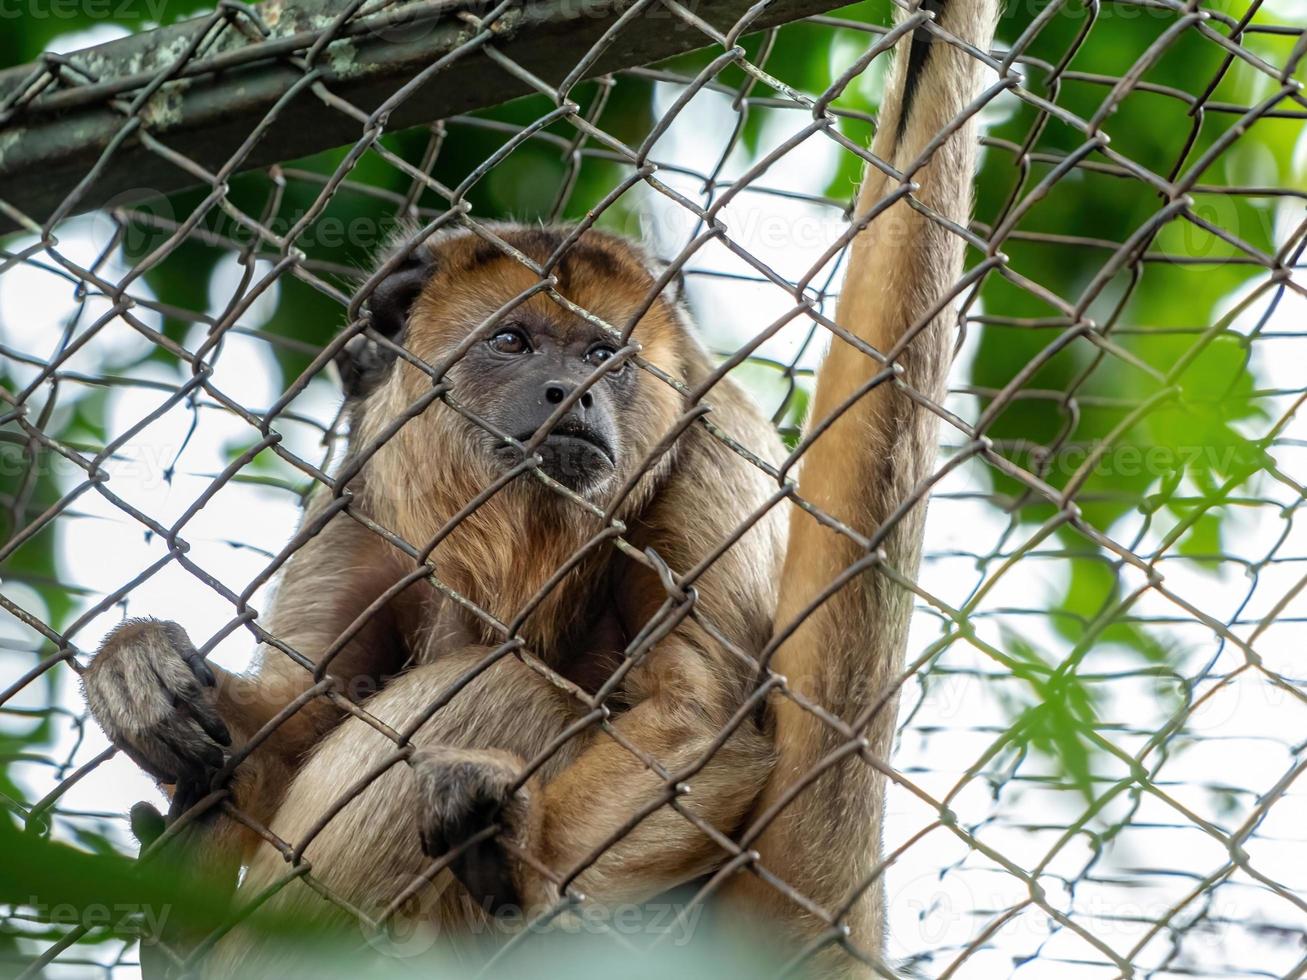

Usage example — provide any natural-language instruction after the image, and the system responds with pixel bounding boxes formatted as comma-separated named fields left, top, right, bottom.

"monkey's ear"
left=646, top=254, right=687, bottom=307
left=368, top=245, right=437, bottom=341
left=338, top=246, right=437, bottom=399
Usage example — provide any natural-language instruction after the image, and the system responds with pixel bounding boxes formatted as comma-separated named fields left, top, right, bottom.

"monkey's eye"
left=487, top=329, right=531, bottom=355
left=585, top=345, right=622, bottom=370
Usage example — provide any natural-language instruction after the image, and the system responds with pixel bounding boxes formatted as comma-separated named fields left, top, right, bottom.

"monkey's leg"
left=521, top=678, right=773, bottom=908
left=429, top=645, right=775, bottom=913
left=203, top=646, right=582, bottom=975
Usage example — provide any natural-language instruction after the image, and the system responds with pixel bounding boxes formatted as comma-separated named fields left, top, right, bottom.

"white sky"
left=2, top=17, right=1306, bottom=980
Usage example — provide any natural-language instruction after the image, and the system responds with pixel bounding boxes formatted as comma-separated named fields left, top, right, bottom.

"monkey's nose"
left=543, top=381, right=593, bottom=409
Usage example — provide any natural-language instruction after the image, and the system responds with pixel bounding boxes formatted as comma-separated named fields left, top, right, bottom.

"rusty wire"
left=2, top=0, right=1307, bottom=977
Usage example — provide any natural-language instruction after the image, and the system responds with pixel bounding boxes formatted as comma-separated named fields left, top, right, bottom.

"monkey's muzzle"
left=510, top=425, right=615, bottom=491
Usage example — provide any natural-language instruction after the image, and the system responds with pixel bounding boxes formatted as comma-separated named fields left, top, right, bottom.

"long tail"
left=721, top=1, right=1002, bottom=974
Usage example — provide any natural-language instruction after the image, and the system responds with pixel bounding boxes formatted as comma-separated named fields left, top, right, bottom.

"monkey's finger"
left=147, top=661, right=212, bottom=733
left=418, top=823, right=449, bottom=861
left=157, top=722, right=225, bottom=776
left=157, top=666, right=231, bottom=748
left=180, top=694, right=232, bottom=747
left=169, top=775, right=208, bottom=821
left=180, top=646, right=217, bottom=688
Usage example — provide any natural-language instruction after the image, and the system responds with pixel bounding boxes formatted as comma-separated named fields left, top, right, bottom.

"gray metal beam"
left=0, top=0, right=846, bottom=235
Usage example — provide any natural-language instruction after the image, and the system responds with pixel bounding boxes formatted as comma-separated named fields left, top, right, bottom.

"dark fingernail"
left=187, top=651, right=217, bottom=687
left=193, top=708, right=232, bottom=747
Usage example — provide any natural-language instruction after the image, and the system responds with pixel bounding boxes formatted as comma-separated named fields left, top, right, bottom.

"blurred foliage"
left=1, top=0, right=1303, bottom=970
left=0, top=806, right=792, bottom=977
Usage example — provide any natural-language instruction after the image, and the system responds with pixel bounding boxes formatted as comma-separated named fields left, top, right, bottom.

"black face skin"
left=457, top=311, right=631, bottom=495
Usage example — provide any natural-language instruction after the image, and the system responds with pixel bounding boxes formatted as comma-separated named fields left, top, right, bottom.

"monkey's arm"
left=412, top=630, right=772, bottom=913
left=233, top=499, right=413, bottom=756
left=83, top=497, right=409, bottom=853
left=532, top=631, right=772, bottom=907
left=718, top=0, right=1001, bottom=970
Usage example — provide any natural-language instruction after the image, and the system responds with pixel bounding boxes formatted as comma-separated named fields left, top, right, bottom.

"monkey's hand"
left=82, top=618, right=232, bottom=809
left=412, top=747, right=547, bottom=916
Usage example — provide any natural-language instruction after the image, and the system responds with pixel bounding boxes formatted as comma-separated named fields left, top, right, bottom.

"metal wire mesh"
left=2, top=0, right=1306, bottom=977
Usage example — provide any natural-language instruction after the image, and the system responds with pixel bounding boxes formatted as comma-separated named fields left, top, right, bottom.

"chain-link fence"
left=2, top=0, right=1306, bottom=977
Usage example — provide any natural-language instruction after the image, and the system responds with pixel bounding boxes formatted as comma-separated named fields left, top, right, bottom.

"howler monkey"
left=82, top=0, right=1000, bottom=975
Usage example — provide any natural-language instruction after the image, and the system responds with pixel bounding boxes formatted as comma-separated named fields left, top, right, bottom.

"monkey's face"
left=345, top=227, right=689, bottom=512
left=448, top=311, right=627, bottom=494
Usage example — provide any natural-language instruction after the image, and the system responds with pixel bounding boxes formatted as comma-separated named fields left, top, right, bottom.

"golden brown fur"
left=720, top=1, right=1001, bottom=974
left=81, top=2, right=1000, bottom=975
left=86, top=224, right=787, bottom=974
